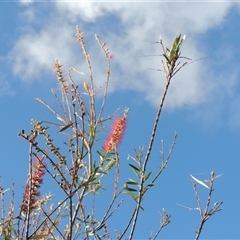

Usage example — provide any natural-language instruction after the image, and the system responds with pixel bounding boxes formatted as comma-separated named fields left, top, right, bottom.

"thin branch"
left=194, top=171, right=223, bottom=240
left=149, top=132, right=178, bottom=187
left=40, top=206, right=65, bottom=239
left=127, top=35, right=187, bottom=239
left=151, top=209, right=171, bottom=240
left=51, top=88, right=71, bottom=123
left=95, top=34, right=111, bottom=127
left=35, top=98, right=66, bottom=124
left=128, top=77, right=172, bottom=239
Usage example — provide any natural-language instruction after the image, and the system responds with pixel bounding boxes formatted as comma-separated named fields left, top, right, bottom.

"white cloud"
left=18, top=0, right=34, bottom=5
left=22, top=8, right=35, bottom=22
left=8, top=2, right=236, bottom=111
left=9, top=22, right=78, bottom=81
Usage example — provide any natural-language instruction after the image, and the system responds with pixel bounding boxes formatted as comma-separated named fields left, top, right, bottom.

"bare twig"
left=194, top=171, right=223, bottom=240
left=151, top=209, right=171, bottom=240
left=94, top=34, right=112, bottom=127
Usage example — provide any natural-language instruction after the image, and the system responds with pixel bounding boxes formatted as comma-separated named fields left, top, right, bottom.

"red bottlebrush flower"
left=21, top=157, right=46, bottom=212
left=103, top=114, right=128, bottom=152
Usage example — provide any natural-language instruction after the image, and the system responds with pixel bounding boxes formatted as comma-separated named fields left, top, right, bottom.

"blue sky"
left=1, top=1, right=240, bottom=239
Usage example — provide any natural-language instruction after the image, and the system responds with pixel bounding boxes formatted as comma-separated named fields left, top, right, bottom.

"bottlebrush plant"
left=0, top=28, right=222, bottom=240
left=21, top=157, right=46, bottom=213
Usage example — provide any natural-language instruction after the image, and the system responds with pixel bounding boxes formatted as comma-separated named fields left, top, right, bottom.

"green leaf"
left=168, top=34, right=186, bottom=62
left=140, top=205, right=145, bottom=211
left=126, top=179, right=140, bottom=186
left=129, top=164, right=140, bottom=172
left=97, top=150, right=104, bottom=157
left=59, top=122, right=74, bottom=132
left=147, top=183, right=154, bottom=187
left=123, top=191, right=139, bottom=199
left=144, top=171, right=152, bottom=181
left=143, top=183, right=154, bottom=192
left=124, top=191, right=144, bottom=207
left=128, top=178, right=138, bottom=182
left=163, top=53, right=171, bottom=64
left=124, top=187, right=137, bottom=192
left=126, top=182, right=139, bottom=186
left=93, top=166, right=100, bottom=175
left=129, top=164, right=141, bottom=177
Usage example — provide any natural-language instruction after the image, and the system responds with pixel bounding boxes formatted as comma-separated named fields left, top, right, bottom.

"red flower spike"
left=21, top=157, right=46, bottom=212
left=103, top=115, right=127, bottom=152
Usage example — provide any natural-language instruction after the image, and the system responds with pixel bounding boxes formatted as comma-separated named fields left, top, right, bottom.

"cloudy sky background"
left=1, top=1, right=240, bottom=239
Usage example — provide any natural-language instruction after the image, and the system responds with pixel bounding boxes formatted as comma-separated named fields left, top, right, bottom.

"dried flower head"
left=53, top=59, right=69, bottom=95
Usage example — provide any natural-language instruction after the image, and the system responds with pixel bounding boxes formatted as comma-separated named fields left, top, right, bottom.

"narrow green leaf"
left=132, top=168, right=139, bottom=177
left=147, top=183, right=154, bottom=187
left=125, top=187, right=137, bottom=192
left=126, top=181, right=140, bottom=186
left=93, top=166, right=99, bottom=175
left=59, top=122, right=74, bottom=132
left=97, top=150, right=104, bottom=157
left=129, top=164, right=140, bottom=172
left=133, top=195, right=140, bottom=201
left=168, top=34, right=186, bottom=62
left=163, top=53, right=171, bottom=64
left=128, top=178, right=139, bottom=184
left=143, top=183, right=154, bottom=192
left=140, top=205, right=145, bottom=211
left=123, top=191, right=139, bottom=199
left=144, top=171, right=152, bottom=181
left=178, top=34, right=186, bottom=49
left=129, top=164, right=141, bottom=177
